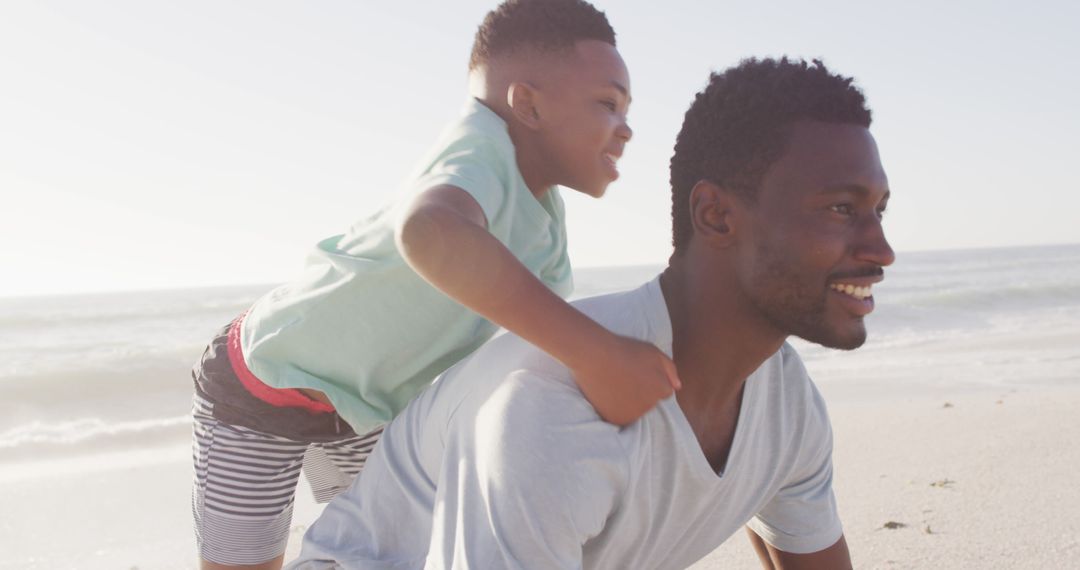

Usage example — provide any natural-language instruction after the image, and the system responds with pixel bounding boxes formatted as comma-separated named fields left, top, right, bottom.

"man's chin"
left=796, top=324, right=867, bottom=351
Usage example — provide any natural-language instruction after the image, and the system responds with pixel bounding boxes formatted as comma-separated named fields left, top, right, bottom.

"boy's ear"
left=507, top=82, right=541, bottom=130
left=688, top=179, right=743, bottom=249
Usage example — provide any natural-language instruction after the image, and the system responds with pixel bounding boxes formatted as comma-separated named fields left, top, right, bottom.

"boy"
left=191, top=1, right=679, bottom=568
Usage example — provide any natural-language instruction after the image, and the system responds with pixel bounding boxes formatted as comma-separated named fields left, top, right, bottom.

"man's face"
left=737, top=121, right=894, bottom=350
left=535, top=40, right=633, bottom=198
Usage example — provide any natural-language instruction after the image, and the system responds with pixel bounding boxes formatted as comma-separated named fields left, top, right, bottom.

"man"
left=288, top=57, right=894, bottom=570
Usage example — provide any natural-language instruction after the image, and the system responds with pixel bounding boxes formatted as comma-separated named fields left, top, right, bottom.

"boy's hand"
left=571, top=334, right=681, bottom=427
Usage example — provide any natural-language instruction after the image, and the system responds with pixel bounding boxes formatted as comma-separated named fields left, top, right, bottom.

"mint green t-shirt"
left=240, top=99, right=573, bottom=434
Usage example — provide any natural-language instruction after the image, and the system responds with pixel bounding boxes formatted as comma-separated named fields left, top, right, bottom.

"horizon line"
left=1, top=241, right=1077, bottom=301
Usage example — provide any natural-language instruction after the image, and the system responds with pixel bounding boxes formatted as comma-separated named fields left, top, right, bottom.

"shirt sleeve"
left=415, top=141, right=507, bottom=228
left=425, top=370, right=628, bottom=569
left=747, top=383, right=843, bottom=555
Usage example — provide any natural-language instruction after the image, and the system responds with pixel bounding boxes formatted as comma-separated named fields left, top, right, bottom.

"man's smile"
left=828, top=282, right=872, bottom=299
left=827, top=274, right=883, bottom=317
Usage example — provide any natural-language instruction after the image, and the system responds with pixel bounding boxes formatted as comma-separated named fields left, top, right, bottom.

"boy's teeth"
left=830, top=283, right=872, bottom=299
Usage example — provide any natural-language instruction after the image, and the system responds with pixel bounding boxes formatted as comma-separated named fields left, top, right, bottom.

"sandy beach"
left=695, top=384, right=1080, bottom=569
left=2, top=379, right=1077, bottom=569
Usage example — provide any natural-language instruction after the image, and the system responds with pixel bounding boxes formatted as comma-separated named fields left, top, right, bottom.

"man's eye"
left=600, top=100, right=617, bottom=111
left=830, top=204, right=855, bottom=216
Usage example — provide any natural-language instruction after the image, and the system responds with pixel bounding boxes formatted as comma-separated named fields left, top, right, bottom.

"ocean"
left=2, top=243, right=1078, bottom=463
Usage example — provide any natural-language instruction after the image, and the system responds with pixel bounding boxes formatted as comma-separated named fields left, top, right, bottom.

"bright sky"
left=2, top=1, right=1077, bottom=297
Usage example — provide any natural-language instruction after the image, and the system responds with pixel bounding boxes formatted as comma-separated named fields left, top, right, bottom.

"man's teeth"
left=830, top=283, right=872, bottom=299
left=604, top=153, right=617, bottom=164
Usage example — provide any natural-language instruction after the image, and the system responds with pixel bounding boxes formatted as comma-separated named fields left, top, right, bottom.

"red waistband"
left=227, top=313, right=336, bottom=414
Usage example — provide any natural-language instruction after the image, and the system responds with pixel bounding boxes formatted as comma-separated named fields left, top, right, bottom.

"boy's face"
left=533, top=40, right=632, bottom=198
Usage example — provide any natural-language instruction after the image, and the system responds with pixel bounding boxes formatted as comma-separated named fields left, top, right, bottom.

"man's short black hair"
left=669, top=57, right=872, bottom=254
left=469, top=0, right=616, bottom=71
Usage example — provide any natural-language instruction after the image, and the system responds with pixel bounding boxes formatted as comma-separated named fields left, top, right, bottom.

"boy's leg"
left=303, top=425, right=385, bottom=503
left=192, top=392, right=309, bottom=568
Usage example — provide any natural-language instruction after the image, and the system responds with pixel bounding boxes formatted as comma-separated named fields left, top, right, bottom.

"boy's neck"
left=509, top=136, right=555, bottom=200
left=469, top=71, right=554, bottom=200
left=469, top=68, right=515, bottom=124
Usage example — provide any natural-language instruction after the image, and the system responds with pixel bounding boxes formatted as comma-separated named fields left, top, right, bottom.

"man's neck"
left=659, top=260, right=787, bottom=428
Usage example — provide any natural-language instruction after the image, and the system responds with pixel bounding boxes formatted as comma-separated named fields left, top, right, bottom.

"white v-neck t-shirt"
left=290, top=277, right=843, bottom=570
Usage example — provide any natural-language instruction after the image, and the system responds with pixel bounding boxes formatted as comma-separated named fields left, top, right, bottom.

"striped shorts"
left=191, top=393, right=383, bottom=565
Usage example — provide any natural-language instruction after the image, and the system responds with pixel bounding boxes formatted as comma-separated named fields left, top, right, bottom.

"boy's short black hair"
left=669, top=57, right=872, bottom=254
left=469, top=0, right=616, bottom=70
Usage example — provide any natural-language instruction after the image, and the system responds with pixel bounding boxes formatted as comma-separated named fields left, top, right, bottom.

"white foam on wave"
left=0, top=416, right=191, bottom=449
left=0, top=443, right=191, bottom=484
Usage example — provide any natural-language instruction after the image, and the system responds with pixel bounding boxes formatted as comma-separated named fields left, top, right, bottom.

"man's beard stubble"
left=746, top=246, right=868, bottom=351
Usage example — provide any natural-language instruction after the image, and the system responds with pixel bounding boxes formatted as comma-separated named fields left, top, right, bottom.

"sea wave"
left=0, top=288, right=263, bottom=329
left=0, top=416, right=191, bottom=449
left=884, top=281, right=1080, bottom=312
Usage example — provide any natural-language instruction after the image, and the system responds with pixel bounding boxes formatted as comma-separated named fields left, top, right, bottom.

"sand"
left=693, top=384, right=1080, bottom=569
left=2, top=383, right=1078, bottom=569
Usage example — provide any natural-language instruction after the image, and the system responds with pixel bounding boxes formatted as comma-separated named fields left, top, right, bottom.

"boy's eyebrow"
left=610, top=80, right=630, bottom=101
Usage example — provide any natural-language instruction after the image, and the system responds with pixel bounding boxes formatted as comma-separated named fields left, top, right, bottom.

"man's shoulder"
left=467, top=368, right=630, bottom=488
left=477, top=368, right=613, bottom=431
left=760, top=342, right=816, bottom=394
left=754, top=342, right=832, bottom=440
left=415, top=333, right=585, bottom=447
left=424, top=280, right=666, bottom=448
left=571, top=280, right=669, bottom=347
left=442, top=339, right=603, bottom=432
left=451, top=279, right=664, bottom=381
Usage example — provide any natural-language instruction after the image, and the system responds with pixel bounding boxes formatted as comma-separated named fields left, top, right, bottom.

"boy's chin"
left=567, top=183, right=609, bottom=199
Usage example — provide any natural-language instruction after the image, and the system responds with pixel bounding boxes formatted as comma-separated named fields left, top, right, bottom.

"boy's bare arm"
left=396, top=184, right=680, bottom=426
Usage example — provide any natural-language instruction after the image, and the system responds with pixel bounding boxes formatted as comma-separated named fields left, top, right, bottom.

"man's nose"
left=855, top=217, right=895, bottom=267
left=617, top=120, right=633, bottom=143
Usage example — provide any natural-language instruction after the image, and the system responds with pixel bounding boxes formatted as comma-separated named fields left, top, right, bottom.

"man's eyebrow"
left=821, top=183, right=890, bottom=200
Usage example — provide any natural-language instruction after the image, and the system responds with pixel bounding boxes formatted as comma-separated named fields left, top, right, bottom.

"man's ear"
left=507, top=82, right=541, bottom=129
left=689, top=179, right=742, bottom=248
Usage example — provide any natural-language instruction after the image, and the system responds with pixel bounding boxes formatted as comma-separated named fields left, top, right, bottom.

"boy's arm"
left=396, top=184, right=680, bottom=426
